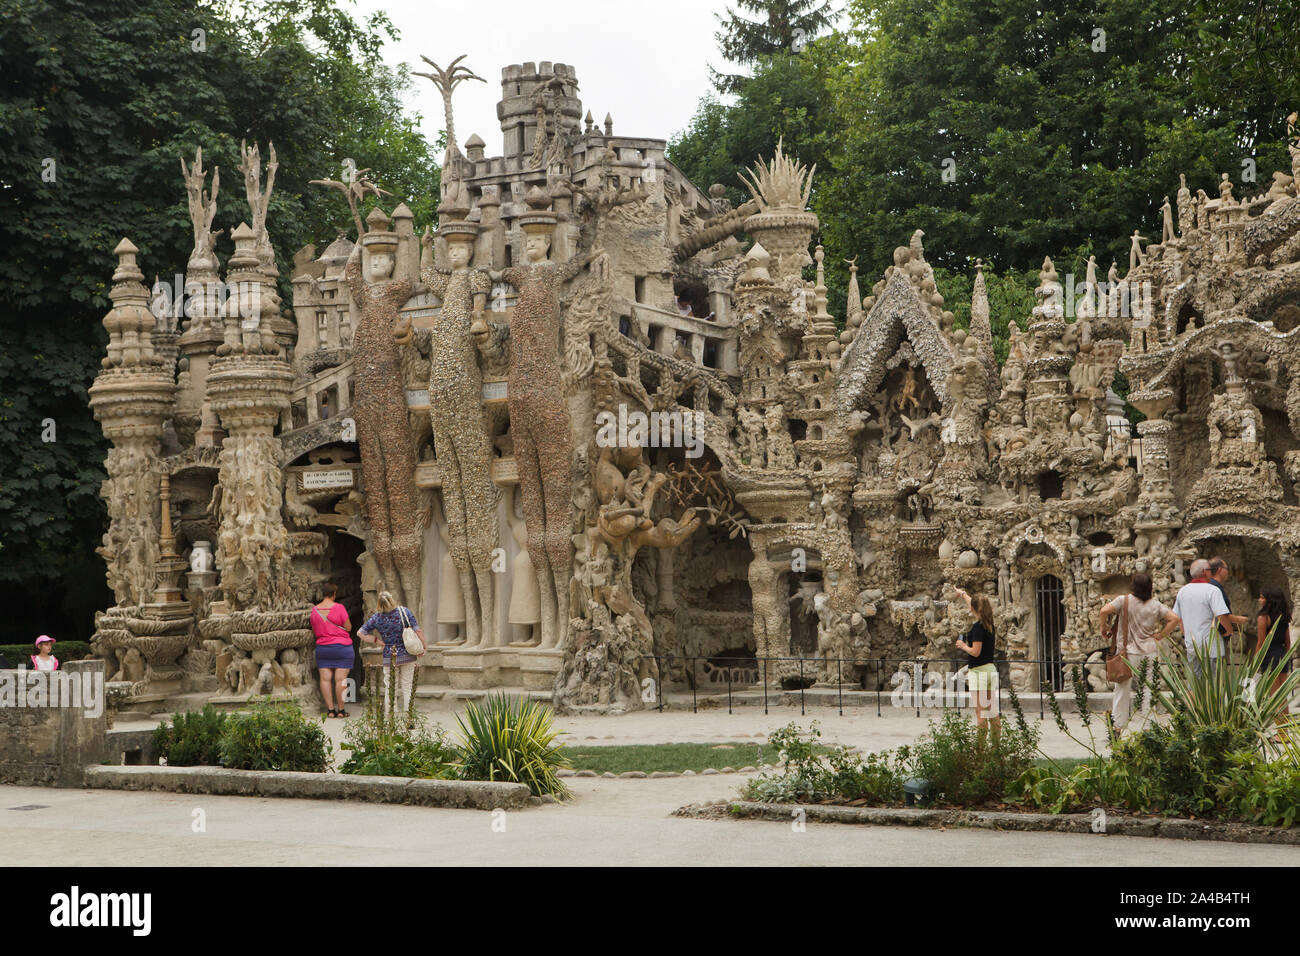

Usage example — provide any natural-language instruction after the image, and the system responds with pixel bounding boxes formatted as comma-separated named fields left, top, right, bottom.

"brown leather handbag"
left=1106, top=595, right=1132, bottom=683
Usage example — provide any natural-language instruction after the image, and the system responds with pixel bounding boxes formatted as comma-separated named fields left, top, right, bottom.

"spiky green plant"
left=1070, top=664, right=1093, bottom=729
left=1153, top=620, right=1299, bottom=755
left=1132, top=656, right=1151, bottom=713
left=454, top=693, right=572, bottom=798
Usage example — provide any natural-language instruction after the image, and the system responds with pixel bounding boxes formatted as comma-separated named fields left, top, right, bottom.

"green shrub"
left=340, top=725, right=456, bottom=778
left=454, top=693, right=571, bottom=798
left=154, top=705, right=227, bottom=766
left=340, top=685, right=456, bottom=779
left=1115, top=716, right=1256, bottom=816
left=1012, top=716, right=1258, bottom=817
left=1220, top=755, right=1300, bottom=827
left=743, top=722, right=908, bottom=804
left=217, top=700, right=331, bottom=773
left=911, top=710, right=1039, bottom=806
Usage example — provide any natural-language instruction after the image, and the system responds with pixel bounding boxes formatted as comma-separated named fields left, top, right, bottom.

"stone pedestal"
left=519, top=646, right=564, bottom=691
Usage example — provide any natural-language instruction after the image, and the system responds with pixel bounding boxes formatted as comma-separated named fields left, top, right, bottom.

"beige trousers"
left=382, top=661, right=418, bottom=715
left=1112, top=651, right=1158, bottom=731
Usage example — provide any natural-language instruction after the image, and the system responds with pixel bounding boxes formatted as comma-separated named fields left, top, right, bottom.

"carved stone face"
left=365, top=251, right=395, bottom=283
left=447, top=241, right=472, bottom=270
left=525, top=233, right=551, bottom=264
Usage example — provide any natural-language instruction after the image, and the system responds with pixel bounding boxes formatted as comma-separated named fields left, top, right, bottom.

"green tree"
left=671, top=51, right=835, bottom=209
left=0, top=0, right=439, bottom=640
left=816, top=0, right=1299, bottom=279
left=711, top=0, right=837, bottom=94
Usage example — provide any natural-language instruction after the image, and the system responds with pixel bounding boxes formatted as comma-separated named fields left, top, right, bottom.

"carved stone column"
left=208, top=223, right=295, bottom=609
left=89, top=239, right=178, bottom=607
left=1136, top=418, right=1176, bottom=511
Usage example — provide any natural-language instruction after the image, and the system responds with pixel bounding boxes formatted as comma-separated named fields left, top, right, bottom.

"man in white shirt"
left=1157, top=559, right=1233, bottom=678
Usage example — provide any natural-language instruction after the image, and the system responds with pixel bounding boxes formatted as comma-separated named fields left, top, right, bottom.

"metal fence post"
left=876, top=658, right=883, bottom=717
left=763, top=656, right=769, bottom=715
left=799, top=657, right=805, bottom=716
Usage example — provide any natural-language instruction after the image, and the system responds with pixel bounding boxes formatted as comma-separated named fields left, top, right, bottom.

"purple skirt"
left=315, top=642, right=354, bottom=670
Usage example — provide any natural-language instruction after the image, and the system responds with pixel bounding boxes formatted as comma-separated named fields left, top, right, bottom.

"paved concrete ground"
left=28, top=699, right=1278, bottom=865
left=5, top=774, right=1298, bottom=866
left=312, top=696, right=1108, bottom=761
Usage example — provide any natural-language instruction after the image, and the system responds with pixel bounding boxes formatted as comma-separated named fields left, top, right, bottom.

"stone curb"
left=685, top=801, right=1300, bottom=846
left=83, top=765, right=532, bottom=810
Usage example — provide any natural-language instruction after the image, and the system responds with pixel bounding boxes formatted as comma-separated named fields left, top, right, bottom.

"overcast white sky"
left=349, top=0, right=742, bottom=151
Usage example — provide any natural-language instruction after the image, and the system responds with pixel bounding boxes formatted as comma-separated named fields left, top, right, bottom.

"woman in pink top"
left=310, top=582, right=353, bottom=717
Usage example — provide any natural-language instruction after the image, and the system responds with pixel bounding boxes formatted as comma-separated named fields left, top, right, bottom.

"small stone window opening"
left=1037, top=469, right=1064, bottom=500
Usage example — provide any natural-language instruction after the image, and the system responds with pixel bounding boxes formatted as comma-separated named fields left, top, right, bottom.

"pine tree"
left=711, top=0, right=836, bottom=93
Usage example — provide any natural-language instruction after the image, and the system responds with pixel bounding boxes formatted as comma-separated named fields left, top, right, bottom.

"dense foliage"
left=743, top=713, right=1039, bottom=805
left=746, top=652, right=1300, bottom=828
left=153, top=705, right=228, bottom=766
left=711, top=0, right=837, bottom=94
left=0, top=0, right=438, bottom=639
left=672, top=0, right=1300, bottom=337
left=155, top=700, right=330, bottom=771
left=216, top=699, right=332, bottom=772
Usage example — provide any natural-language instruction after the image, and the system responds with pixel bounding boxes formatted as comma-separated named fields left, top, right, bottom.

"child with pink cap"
left=32, top=636, right=58, bottom=671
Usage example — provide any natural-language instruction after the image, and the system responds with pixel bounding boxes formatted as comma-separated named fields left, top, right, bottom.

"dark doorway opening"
left=1036, top=574, right=1067, bottom=691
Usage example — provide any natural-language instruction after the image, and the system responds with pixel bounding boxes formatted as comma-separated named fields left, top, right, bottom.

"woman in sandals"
left=310, top=582, right=354, bottom=718
left=358, top=590, right=424, bottom=716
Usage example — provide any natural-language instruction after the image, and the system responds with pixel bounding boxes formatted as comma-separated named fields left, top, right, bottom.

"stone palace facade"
left=88, top=58, right=1300, bottom=712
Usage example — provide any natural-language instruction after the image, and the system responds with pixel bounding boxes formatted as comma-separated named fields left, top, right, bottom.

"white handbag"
left=398, top=607, right=425, bottom=657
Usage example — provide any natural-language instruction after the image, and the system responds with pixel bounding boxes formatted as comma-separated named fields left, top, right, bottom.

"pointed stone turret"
left=839, top=258, right=862, bottom=347
left=969, top=258, right=999, bottom=403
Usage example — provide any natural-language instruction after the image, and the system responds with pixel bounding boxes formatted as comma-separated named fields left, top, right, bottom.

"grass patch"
left=1031, top=757, right=1093, bottom=773
left=563, top=741, right=801, bottom=774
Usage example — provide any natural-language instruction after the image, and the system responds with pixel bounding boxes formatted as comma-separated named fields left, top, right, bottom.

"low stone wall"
left=684, top=801, right=1300, bottom=846
left=0, top=659, right=107, bottom=787
left=84, top=765, right=533, bottom=810
left=104, top=727, right=159, bottom=765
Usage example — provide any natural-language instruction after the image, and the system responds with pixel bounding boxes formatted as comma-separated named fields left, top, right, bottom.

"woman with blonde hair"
left=953, top=588, right=1000, bottom=738
left=358, top=589, right=424, bottom=717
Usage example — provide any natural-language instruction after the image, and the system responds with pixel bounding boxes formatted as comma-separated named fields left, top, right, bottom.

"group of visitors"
left=308, top=583, right=425, bottom=718
left=951, top=555, right=1294, bottom=738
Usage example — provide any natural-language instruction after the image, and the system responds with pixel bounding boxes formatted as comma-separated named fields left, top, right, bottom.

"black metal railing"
left=638, top=654, right=1160, bottom=718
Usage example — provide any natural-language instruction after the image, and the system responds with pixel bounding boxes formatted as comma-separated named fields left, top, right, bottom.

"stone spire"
left=968, top=258, right=999, bottom=404
left=839, top=257, right=862, bottom=347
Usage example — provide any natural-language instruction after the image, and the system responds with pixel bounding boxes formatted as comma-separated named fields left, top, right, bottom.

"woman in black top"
left=1256, top=586, right=1292, bottom=694
left=954, top=587, right=1000, bottom=736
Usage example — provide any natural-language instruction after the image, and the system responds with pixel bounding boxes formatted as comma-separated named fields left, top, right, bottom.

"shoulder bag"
left=1106, top=595, right=1132, bottom=683
left=399, top=607, right=425, bottom=657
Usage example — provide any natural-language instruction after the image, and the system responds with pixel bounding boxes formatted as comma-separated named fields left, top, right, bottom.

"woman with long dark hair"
left=953, top=588, right=1000, bottom=738
left=1256, top=586, right=1292, bottom=694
